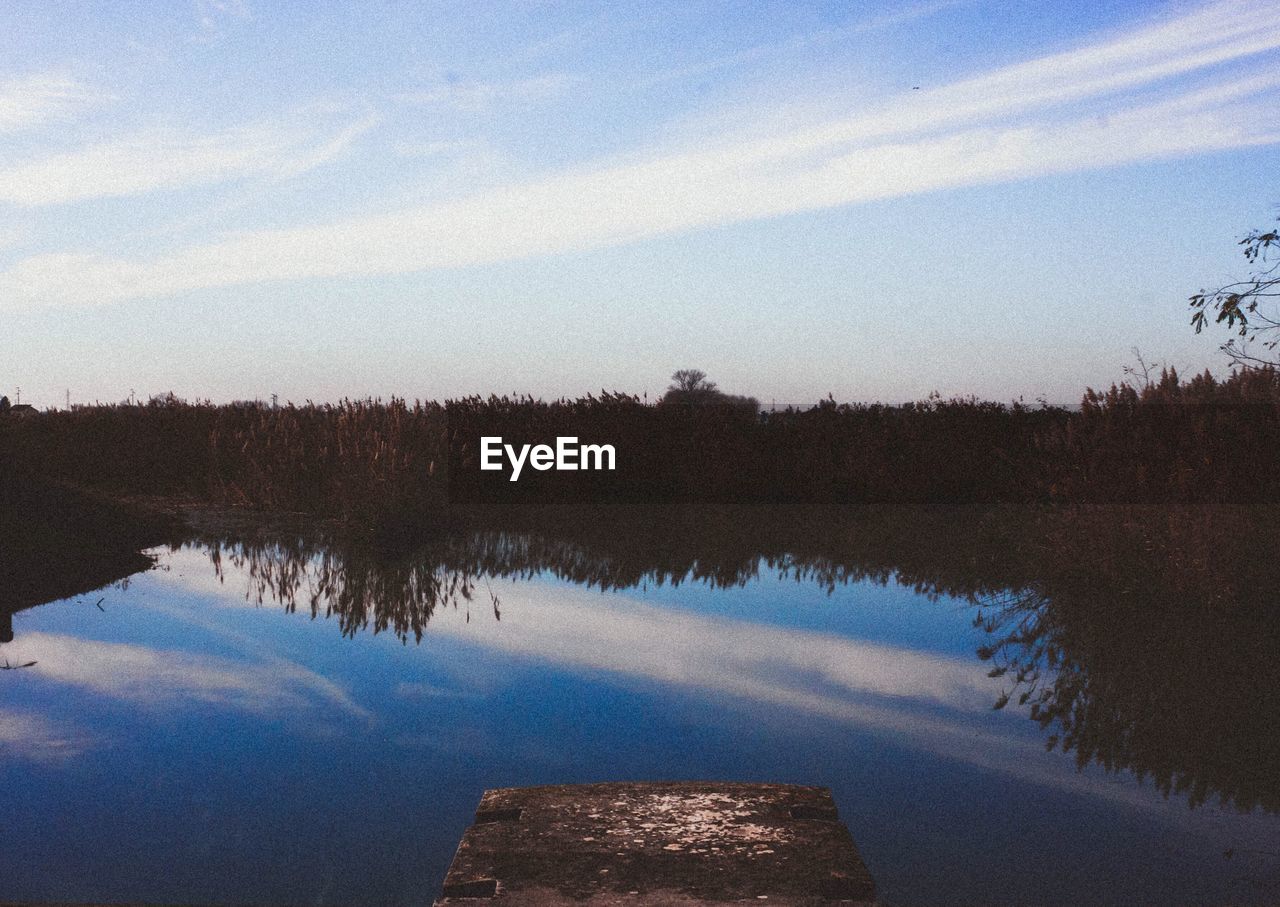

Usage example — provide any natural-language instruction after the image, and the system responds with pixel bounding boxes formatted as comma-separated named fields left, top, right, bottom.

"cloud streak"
left=637, top=0, right=971, bottom=89
left=0, top=113, right=379, bottom=207
left=2, top=0, right=1279, bottom=310
left=19, top=631, right=369, bottom=720
left=0, top=72, right=102, bottom=134
left=394, top=73, right=581, bottom=112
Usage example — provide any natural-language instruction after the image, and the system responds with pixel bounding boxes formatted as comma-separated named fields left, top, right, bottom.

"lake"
left=2, top=504, right=1277, bottom=905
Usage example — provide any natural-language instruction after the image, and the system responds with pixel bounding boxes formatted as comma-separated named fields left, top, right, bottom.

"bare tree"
left=661, top=369, right=758, bottom=413
left=1191, top=217, right=1280, bottom=367
left=668, top=369, right=717, bottom=396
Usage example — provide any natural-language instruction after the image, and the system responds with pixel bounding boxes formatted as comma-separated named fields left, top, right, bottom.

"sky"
left=2, top=0, right=1279, bottom=408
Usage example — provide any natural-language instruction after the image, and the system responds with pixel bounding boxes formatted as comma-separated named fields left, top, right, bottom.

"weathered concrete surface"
left=435, top=782, right=876, bottom=905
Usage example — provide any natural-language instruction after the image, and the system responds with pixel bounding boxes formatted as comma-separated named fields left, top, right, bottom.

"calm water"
left=2, top=506, right=1278, bottom=905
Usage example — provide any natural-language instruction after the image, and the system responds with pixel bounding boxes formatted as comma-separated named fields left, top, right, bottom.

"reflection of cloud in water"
left=21, top=632, right=369, bottom=720
left=160, top=545, right=990, bottom=708
left=394, top=680, right=477, bottom=701
left=0, top=708, right=97, bottom=761
left=156, top=546, right=1248, bottom=819
left=426, top=584, right=1195, bottom=813
left=153, top=546, right=257, bottom=603
left=436, top=583, right=993, bottom=710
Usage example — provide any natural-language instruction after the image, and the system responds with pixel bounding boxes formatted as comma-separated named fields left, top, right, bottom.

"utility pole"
left=66, top=389, right=71, bottom=410
left=14, top=387, right=19, bottom=405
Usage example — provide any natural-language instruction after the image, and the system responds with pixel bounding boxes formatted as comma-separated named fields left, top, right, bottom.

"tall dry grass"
left=1, top=395, right=447, bottom=526
left=4, top=367, right=1278, bottom=522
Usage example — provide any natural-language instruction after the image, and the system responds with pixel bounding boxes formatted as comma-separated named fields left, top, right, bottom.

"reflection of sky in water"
left=2, top=545, right=1279, bottom=906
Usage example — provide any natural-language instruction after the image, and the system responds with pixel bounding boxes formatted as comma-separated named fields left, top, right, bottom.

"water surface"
left=2, top=505, right=1277, bottom=905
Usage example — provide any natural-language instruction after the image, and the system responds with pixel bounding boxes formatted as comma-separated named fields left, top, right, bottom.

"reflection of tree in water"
left=203, top=534, right=486, bottom=642
left=191, top=503, right=1278, bottom=816
left=24, top=505, right=969, bottom=651
left=973, top=507, right=1280, bottom=814
left=438, top=503, right=1029, bottom=598
left=192, top=505, right=1027, bottom=643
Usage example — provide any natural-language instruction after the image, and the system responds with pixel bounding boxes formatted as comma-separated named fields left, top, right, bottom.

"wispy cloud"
left=0, top=72, right=103, bottom=133
left=193, top=0, right=251, bottom=40
left=3, top=0, right=1278, bottom=310
left=638, top=0, right=970, bottom=88
left=20, top=631, right=369, bottom=719
left=0, top=708, right=97, bottom=762
left=0, top=222, right=30, bottom=251
left=0, top=112, right=379, bottom=207
left=268, top=113, right=381, bottom=179
left=394, top=73, right=580, bottom=112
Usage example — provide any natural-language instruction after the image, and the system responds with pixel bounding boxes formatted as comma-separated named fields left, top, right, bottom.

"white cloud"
left=2, top=0, right=1279, bottom=310
left=0, top=113, right=378, bottom=207
left=0, top=72, right=102, bottom=133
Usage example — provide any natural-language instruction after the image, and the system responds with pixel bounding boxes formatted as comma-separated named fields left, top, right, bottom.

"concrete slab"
left=435, top=782, right=876, bottom=905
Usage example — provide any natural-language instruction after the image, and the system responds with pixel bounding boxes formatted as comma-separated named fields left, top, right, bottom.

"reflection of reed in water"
left=189, top=504, right=1027, bottom=640
left=973, top=506, right=1280, bottom=814
left=436, top=503, right=1031, bottom=597
left=203, top=534, right=484, bottom=642
left=191, top=503, right=1278, bottom=816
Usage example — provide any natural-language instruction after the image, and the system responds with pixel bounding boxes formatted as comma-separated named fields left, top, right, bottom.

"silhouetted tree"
left=661, top=369, right=758, bottom=413
left=1191, top=215, right=1280, bottom=367
left=665, top=369, right=718, bottom=400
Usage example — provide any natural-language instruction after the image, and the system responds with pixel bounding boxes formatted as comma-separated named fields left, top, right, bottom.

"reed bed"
left=446, top=392, right=1064, bottom=505
left=3, top=366, right=1278, bottom=523
left=1, top=396, right=447, bottom=526
left=1035, top=366, right=1280, bottom=504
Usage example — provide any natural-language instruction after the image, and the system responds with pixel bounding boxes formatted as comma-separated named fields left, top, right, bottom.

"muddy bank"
left=0, top=477, right=180, bottom=624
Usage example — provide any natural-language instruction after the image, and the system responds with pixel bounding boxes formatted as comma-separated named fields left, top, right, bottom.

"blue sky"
left=2, top=0, right=1279, bottom=407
